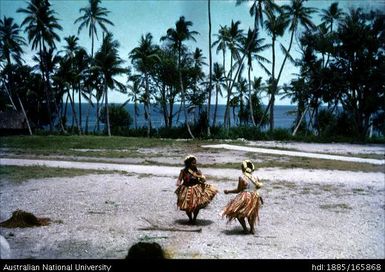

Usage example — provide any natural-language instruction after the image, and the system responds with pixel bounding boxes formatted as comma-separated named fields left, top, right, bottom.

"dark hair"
left=126, top=242, right=165, bottom=259
left=184, top=157, right=196, bottom=168
left=241, top=160, right=254, bottom=173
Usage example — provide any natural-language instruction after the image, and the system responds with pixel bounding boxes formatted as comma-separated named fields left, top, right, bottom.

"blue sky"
left=1, top=0, right=384, bottom=105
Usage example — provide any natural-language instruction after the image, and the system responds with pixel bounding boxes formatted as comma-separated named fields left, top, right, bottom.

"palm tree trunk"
left=248, top=65, right=256, bottom=126
left=1, top=78, right=17, bottom=110
left=177, top=47, right=194, bottom=139
left=40, top=43, right=53, bottom=132
left=213, top=85, right=219, bottom=126
left=269, top=36, right=276, bottom=132
left=292, top=106, right=308, bottom=136
left=69, top=91, right=81, bottom=135
left=145, top=74, right=151, bottom=137
left=16, top=94, right=33, bottom=135
left=105, top=84, right=111, bottom=136
left=85, top=89, right=93, bottom=134
left=78, top=85, right=82, bottom=133
left=276, top=30, right=295, bottom=87
left=134, top=100, right=138, bottom=129
left=258, top=95, right=272, bottom=128
left=224, top=56, right=233, bottom=128
left=207, top=0, right=212, bottom=136
left=179, top=71, right=194, bottom=139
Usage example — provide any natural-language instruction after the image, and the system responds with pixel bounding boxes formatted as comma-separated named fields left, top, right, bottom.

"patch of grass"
left=256, top=155, right=384, bottom=173
left=137, top=173, right=153, bottom=179
left=300, top=187, right=312, bottom=194
left=352, top=188, right=367, bottom=195
left=0, top=135, right=179, bottom=152
left=2, top=136, right=383, bottom=173
left=320, top=184, right=337, bottom=192
left=281, top=181, right=297, bottom=189
left=319, top=203, right=352, bottom=211
left=0, top=165, right=115, bottom=183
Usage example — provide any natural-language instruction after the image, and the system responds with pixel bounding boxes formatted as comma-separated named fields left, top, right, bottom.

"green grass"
left=1, top=135, right=383, bottom=173
left=0, top=135, right=179, bottom=150
left=0, top=165, right=124, bottom=183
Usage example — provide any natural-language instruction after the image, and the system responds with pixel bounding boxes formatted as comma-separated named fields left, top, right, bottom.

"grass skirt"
left=222, top=191, right=261, bottom=224
left=175, top=183, right=218, bottom=213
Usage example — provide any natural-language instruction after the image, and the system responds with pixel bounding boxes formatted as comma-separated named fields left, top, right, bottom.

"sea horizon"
left=63, top=103, right=302, bottom=131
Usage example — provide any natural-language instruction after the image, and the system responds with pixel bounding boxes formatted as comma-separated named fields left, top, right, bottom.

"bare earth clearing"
left=0, top=141, right=384, bottom=259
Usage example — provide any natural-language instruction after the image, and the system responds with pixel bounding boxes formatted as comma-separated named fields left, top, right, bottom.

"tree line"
left=0, top=0, right=384, bottom=140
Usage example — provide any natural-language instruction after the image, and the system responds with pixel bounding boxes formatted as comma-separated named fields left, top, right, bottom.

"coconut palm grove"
left=0, top=0, right=384, bottom=142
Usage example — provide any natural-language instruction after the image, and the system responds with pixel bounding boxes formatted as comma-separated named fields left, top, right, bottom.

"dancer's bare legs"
left=237, top=218, right=248, bottom=234
left=192, top=209, right=200, bottom=224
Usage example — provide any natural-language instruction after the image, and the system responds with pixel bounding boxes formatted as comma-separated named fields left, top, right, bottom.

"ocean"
left=63, top=103, right=298, bottom=131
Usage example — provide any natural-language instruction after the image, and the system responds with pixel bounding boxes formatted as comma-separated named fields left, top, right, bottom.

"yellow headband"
left=242, top=160, right=254, bottom=173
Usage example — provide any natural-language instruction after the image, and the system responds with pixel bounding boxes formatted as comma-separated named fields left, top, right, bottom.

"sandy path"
left=1, top=158, right=383, bottom=189
left=202, top=144, right=385, bottom=165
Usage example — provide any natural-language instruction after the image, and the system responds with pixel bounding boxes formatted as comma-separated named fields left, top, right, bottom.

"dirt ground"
left=0, top=141, right=384, bottom=259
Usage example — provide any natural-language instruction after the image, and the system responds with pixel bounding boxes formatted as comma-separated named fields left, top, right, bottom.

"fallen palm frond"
left=138, top=217, right=202, bottom=233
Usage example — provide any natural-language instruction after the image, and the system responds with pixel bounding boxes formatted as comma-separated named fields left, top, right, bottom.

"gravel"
left=0, top=142, right=384, bottom=259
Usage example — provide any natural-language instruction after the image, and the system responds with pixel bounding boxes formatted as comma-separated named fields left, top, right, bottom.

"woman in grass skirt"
left=175, top=155, right=218, bottom=224
left=222, top=160, right=263, bottom=234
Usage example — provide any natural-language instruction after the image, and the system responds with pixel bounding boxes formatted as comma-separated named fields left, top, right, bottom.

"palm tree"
left=239, top=28, right=270, bottom=126
left=260, top=9, right=288, bottom=130
left=266, top=0, right=317, bottom=131
left=17, top=0, right=62, bottom=132
left=75, top=0, right=114, bottom=58
left=236, top=0, right=279, bottom=30
left=223, top=20, right=243, bottom=128
left=213, top=25, right=230, bottom=82
left=126, top=74, right=142, bottom=129
left=130, top=33, right=160, bottom=137
left=0, top=16, right=28, bottom=113
left=320, top=2, right=345, bottom=67
left=161, top=16, right=199, bottom=139
left=62, top=35, right=83, bottom=133
left=0, top=16, right=26, bottom=66
left=320, top=2, right=345, bottom=32
left=75, top=0, right=114, bottom=134
left=211, top=62, right=226, bottom=126
left=93, top=32, right=126, bottom=136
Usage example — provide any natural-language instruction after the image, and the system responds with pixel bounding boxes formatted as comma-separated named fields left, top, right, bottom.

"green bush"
left=99, top=104, right=132, bottom=134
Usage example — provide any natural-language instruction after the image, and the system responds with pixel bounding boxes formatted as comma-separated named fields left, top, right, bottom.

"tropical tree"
left=267, top=0, right=317, bottom=131
left=0, top=16, right=33, bottom=135
left=130, top=33, right=160, bottom=137
left=222, top=20, right=243, bottom=128
left=319, top=2, right=345, bottom=66
left=236, top=0, right=279, bottom=30
left=126, top=74, right=142, bottom=129
left=152, top=46, right=179, bottom=128
left=61, top=35, right=82, bottom=132
left=75, top=0, right=114, bottom=58
left=93, top=32, right=126, bottom=136
left=75, top=0, right=114, bottom=134
left=161, top=16, right=199, bottom=139
left=238, top=28, right=270, bottom=126
left=261, top=9, right=288, bottom=130
left=0, top=16, right=26, bottom=66
left=17, top=0, right=62, bottom=132
left=323, top=8, right=385, bottom=138
left=320, top=2, right=345, bottom=32
left=211, top=62, right=226, bottom=126
left=188, top=47, right=206, bottom=120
